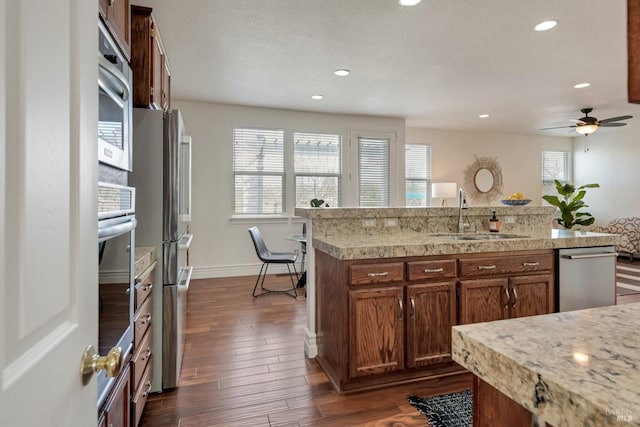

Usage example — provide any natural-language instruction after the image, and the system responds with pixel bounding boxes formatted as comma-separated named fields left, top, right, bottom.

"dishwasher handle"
left=561, top=252, right=618, bottom=260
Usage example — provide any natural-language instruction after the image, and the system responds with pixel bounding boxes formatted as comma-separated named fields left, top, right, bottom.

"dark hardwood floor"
left=140, top=275, right=471, bottom=426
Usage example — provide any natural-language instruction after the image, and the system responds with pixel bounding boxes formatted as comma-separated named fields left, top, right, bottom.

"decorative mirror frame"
left=463, top=156, right=503, bottom=204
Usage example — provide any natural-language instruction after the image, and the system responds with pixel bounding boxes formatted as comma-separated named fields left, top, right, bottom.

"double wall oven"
left=97, top=18, right=135, bottom=408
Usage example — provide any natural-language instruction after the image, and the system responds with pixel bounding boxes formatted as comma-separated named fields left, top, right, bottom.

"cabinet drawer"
left=131, top=326, right=152, bottom=391
left=134, top=297, right=152, bottom=349
left=407, top=259, right=456, bottom=281
left=349, top=262, right=404, bottom=286
left=459, top=253, right=552, bottom=278
left=131, top=361, right=153, bottom=427
left=135, top=262, right=155, bottom=310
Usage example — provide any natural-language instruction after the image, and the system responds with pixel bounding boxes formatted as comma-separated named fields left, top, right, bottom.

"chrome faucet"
left=458, top=187, right=469, bottom=233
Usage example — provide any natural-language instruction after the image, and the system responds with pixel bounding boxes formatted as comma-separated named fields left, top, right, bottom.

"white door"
left=0, top=1, right=99, bottom=426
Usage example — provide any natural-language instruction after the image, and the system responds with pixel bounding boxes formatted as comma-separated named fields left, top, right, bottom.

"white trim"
left=191, top=263, right=296, bottom=279
left=304, top=328, right=318, bottom=358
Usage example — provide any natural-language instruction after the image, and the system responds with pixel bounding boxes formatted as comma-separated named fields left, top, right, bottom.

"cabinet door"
left=406, top=282, right=456, bottom=368
left=458, top=278, right=508, bottom=324
left=151, top=23, right=163, bottom=109
left=508, top=274, right=553, bottom=319
left=104, top=0, right=131, bottom=58
left=101, top=365, right=131, bottom=427
left=162, top=56, right=171, bottom=110
left=349, top=287, right=404, bottom=378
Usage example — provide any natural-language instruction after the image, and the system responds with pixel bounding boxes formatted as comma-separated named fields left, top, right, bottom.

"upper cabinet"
left=130, top=5, right=171, bottom=111
left=99, top=0, right=131, bottom=60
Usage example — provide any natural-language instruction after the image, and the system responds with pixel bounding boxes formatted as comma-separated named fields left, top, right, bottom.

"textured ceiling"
left=133, top=0, right=639, bottom=136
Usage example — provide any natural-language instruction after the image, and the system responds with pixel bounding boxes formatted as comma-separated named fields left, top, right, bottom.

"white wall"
left=173, top=100, right=406, bottom=277
left=406, top=127, right=572, bottom=206
left=573, top=109, right=640, bottom=226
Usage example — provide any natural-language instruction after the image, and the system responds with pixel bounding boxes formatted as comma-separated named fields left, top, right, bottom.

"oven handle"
left=98, top=216, right=136, bottom=241
left=178, top=233, right=193, bottom=250
left=98, top=55, right=130, bottom=101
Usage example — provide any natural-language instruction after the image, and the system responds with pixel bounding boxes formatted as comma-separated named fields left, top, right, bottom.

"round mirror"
left=475, top=168, right=494, bottom=193
left=463, top=156, right=503, bottom=204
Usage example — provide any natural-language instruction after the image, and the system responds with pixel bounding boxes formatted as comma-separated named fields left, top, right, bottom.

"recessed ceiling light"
left=478, top=114, right=490, bottom=119
left=534, top=20, right=558, bottom=31
left=334, top=69, right=350, bottom=77
left=573, top=82, right=591, bottom=89
left=399, top=0, right=421, bottom=5
left=311, top=95, right=324, bottom=100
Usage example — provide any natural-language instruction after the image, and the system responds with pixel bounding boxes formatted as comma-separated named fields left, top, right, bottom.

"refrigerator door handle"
left=178, top=233, right=193, bottom=250
left=179, top=266, right=193, bottom=292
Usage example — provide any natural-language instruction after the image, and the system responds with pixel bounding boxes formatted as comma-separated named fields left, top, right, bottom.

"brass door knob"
left=80, top=345, right=123, bottom=385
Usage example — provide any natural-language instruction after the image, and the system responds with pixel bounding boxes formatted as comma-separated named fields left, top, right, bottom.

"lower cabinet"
left=99, top=364, right=131, bottom=427
left=406, top=282, right=457, bottom=368
left=348, top=286, right=405, bottom=378
left=315, top=249, right=554, bottom=393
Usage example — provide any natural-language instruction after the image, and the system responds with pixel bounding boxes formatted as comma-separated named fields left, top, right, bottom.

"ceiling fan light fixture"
left=575, top=124, right=598, bottom=135
left=534, top=20, right=558, bottom=31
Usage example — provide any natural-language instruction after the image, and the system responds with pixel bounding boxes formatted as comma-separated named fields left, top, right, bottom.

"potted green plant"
left=542, top=180, right=599, bottom=229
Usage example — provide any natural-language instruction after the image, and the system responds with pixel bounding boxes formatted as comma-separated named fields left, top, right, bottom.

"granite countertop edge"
left=312, top=232, right=619, bottom=260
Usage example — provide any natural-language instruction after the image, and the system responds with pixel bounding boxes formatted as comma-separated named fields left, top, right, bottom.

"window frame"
left=232, top=127, right=286, bottom=216
left=404, top=143, right=432, bottom=207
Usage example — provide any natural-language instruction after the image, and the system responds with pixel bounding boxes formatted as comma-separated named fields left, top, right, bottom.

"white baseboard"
left=304, top=328, right=318, bottom=358
left=191, top=263, right=298, bottom=279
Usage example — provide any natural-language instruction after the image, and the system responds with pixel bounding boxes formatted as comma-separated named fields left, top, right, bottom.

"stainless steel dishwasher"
left=558, top=246, right=617, bottom=311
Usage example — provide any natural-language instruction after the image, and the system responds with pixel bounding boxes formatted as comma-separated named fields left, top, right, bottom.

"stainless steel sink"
left=432, top=233, right=528, bottom=241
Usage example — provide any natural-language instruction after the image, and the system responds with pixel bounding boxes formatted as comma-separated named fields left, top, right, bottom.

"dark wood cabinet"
left=130, top=261, right=155, bottom=427
left=99, top=0, right=131, bottom=59
left=348, top=286, right=404, bottom=378
left=315, top=249, right=554, bottom=393
left=406, top=282, right=457, bottom=367
left=458, top=250, right=554, bottom=324
left=131, top=5, right=171, bottom=111
left=100, top=364, right=131, bottom=427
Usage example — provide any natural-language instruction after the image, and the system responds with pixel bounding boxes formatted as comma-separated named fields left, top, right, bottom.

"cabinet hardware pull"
left=410, top=297, right=416, bottom=318
left=140, top=313, right=152, bottom=324
left=478, top=265, right=497, bottom=270
left=523, top=262, right=539, bottom=267
left=142, top=381, right=152, bottom=397
left=108, top=0, right=115, bottom=6
left=424, top=268, right=444, bottom=273
left=398, top=299, right=403, bottom=319
left=142, top=348, right=152, bottom=361
left=144, top=284, right=153, bottom=291
left=367, top=271, right=389, bottom=277
left=512, top=288, right=518, bottom=307
left=504, top=288, right=510, bottom=308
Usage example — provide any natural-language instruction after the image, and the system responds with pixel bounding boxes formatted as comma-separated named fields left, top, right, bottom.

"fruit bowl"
left=500, top=199, right=531, bottom=206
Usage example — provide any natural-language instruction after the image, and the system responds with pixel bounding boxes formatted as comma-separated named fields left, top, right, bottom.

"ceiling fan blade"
left=598, top=122, right=627, bottom=127
left=598, top=115, right=633, bottom=123
left=540, top=125, right=577, bottom=130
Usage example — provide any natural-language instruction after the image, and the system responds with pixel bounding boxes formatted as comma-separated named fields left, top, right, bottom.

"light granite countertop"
left=134, top=246, right=157, bottom=278
left=312, top=229, right=618, bottom=260
left=452, top=303, right=640, bottom=427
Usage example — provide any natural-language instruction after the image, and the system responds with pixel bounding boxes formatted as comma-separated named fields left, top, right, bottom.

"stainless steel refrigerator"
left=130, top=108, right=193, bottom=391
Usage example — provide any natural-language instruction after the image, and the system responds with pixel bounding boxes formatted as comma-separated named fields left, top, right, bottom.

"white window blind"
left=405, top=144, right=432, bottom=207
left=294, top=132, right=341, bottom=207
left=232, top=128, right=285, bottom=214
left=542, top=151, right=569, bottom=196
left=358, top=136, right=390, bottom=207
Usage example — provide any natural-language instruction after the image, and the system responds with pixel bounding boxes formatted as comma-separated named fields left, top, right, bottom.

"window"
left=405, top=144, right=432, bottom=207
left=542, top=151, right=570, bottom=196
left=358, top=136, right=390, bottom=207
left=294, top=132, right=341, bottom=207
left=233, top=128, right=285, bottom=214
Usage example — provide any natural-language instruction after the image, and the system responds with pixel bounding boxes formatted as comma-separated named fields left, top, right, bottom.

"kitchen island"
left=452, top=303, right=640, bottom=427
left=296, top=206, right=618, bottom=392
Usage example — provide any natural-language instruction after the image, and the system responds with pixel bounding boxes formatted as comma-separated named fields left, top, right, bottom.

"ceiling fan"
left=541, top=108, right=633, bottom=135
